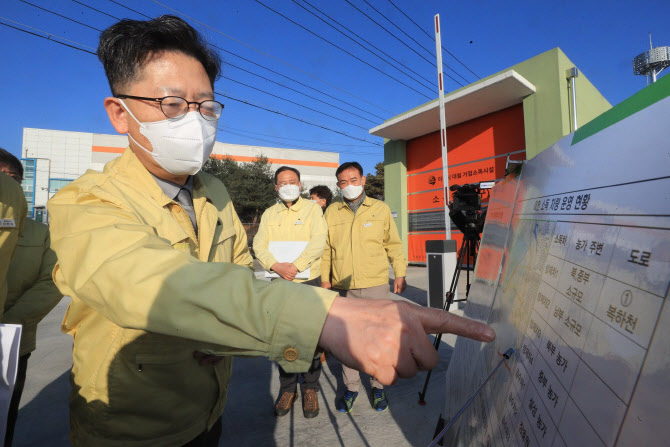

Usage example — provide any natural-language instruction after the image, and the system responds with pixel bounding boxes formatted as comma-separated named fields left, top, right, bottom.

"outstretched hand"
left=318, top=297, right=495, bottom=385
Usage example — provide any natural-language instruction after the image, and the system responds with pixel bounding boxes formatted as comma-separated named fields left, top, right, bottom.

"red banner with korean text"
left=405, top=104, right=526, bottom=262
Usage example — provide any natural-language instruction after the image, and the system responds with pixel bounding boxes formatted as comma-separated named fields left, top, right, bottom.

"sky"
left=0, top=0, right=668, bottom=176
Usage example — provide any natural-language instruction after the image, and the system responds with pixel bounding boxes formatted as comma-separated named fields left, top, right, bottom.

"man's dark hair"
left=336, top=161, right=364, bottom=178
left=274, top=166, right=301, bottom=184
left=97, top=15, right=222, bottom=95
left=0, top=147, right=23, bottom=179
left=309, top=185, right=333, bottom=207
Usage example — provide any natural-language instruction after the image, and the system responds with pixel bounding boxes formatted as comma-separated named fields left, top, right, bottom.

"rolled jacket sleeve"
left=292, top=208, right=327, bottom=273
left=49, top=189, right=337, bottom=372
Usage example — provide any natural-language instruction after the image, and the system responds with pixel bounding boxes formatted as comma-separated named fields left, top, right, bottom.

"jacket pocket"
left=212, top=226, right=236, bottom=261
left=360, top=218, right=385, bottom=245
left=164, top=221, right=195, bottom=256
left=135, top=351, right=193, bottom=366
left=327, top=221, right=349, bottom=260
left=100, top=345, right=219, bottom=438
left=172, top=241, right=192, bottom=255
left=361, top=253, right=389, bottom=282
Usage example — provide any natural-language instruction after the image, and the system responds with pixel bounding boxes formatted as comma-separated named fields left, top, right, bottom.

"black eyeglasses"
left=115, top=95, right=224, bottom=121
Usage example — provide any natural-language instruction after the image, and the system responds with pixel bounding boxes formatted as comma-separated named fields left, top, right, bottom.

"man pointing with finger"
left=321, top=161, right=408, bottom=413
left=47, top=16, right=494, bottom=445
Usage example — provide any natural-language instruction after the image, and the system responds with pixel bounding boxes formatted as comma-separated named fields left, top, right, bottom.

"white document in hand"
left=0, top=323, right=22, bottom=442
left=265, top=240, right=310, bottom=279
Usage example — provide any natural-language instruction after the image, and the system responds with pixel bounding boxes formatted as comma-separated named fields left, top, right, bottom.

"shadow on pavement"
left=386, top=335, right=455, bottom=447
left=391, top=279, right=429, bottom=307
left=321, top=356, right=371, bottom=447
left=220, top=357, right=276, bottom=446
left=385, top=277, right=460, bottom=446
left=13, top=370, right=70, bottom=446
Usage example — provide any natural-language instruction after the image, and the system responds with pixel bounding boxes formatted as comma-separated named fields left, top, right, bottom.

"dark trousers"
left=5, top=353, right=30, bottom=447
left=279, top=354, right=322, bottom=393
left=182, top=417, right=222, bottom=447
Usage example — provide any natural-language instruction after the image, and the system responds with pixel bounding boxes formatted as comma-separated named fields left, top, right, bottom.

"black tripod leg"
left=445, top=241, right=469, bottom=311
left=432, top=415, right=447, bottom=446
left=463, top=237, right=480, bottom=299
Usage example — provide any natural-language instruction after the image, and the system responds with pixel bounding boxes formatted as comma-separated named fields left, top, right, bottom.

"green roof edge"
left=572, top=74, right=670, bottom=145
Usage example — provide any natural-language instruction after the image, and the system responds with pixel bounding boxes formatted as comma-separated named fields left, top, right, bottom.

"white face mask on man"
left=278, top=184, right=301, bottom=202
left=341, top=184, right=364, bottom=200
left=120, top=99, right=217, bottom=176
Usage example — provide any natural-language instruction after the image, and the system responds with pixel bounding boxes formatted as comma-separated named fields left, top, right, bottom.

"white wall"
left=22, top=128, right=341, bottom=207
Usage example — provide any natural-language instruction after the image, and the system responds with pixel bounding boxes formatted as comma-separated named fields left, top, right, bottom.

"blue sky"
left=1, top=0, right=668, bottom=175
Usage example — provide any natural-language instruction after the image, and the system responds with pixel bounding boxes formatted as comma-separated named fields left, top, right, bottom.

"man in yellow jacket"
left=0, top=167, right=27, bottom=317
left=321, top=161, right=408, bottom=414
left=253, top=166, right=327, bottom=418
left=48, top=16, right=495, bottom=446
left=0, top=149, right=63, bottom=447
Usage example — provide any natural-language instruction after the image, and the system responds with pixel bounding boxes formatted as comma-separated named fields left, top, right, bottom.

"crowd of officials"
left=0, top=15, right=494, bottom=446
left=253, top=161, right=408, bottom=418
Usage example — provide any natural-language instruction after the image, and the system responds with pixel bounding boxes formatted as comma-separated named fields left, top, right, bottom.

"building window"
left=49, top=178, right=73, bottom=195
left=21, top=158, right=36, bottom=218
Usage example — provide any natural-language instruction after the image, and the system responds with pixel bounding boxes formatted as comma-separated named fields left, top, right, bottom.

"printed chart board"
left=439, top=80, right=670, bottom=446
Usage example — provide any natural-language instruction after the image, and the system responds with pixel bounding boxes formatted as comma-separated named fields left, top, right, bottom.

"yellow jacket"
left=253, top=197, right=327, bottom=282
left=322, top=196, right=407, bottom=290
left=48, top=149, right=337, bottom=446
left=4, top=218, right=62, bottom=356
left=0, top=172, right=27, bottom=317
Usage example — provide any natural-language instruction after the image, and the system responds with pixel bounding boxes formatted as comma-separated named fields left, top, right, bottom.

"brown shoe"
left=275, top=391, right=297, bottom=417
left=302, top=388, right=319, bottom=418
left=319, top=352, right=327, bottom=363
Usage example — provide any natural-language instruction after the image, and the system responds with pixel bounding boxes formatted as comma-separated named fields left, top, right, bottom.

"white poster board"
left=264, top=241, right=310, bottom=279
left=0, top=323, right=22, bottom=441
left=439, top=85, right=670, bottom=446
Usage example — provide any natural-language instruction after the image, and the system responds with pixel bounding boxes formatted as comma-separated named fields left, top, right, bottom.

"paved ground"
left=13, top=265, right=470, bottom=446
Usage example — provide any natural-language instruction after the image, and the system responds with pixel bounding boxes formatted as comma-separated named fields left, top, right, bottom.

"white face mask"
left=278, top=184, right=300, bottom=202
left=342, top=184, right=364, bottom=200
left=120, top=99, right=217, bottom=176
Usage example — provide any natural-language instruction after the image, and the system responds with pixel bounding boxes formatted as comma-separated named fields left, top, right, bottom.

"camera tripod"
left=418, top=231, right=481, bottom=405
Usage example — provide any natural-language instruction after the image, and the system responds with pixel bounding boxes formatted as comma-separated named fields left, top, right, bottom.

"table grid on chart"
left=497, top=218, right=669, bottom=447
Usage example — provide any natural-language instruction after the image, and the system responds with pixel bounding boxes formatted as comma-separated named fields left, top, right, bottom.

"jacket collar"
left=337, top=195, right=372, bottom=211
left=105, top=149, right=220, bottom=260
left=151, top=173, right=194, bottom=202
left=276, top=196, right=305, bottom=213
left=192, top=174, right=214, bottom=205
left=106, top=148, right=212, bottom=206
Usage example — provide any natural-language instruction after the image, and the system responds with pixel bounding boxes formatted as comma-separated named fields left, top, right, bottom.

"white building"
left=21, top=128, right=339, bottom=219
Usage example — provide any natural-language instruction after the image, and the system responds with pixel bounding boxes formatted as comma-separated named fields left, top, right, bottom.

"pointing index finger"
left=417, top=306, right=496, bottom=342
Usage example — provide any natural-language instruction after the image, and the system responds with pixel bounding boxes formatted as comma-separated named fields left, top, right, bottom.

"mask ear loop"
left=117, top=98, right=155, bottom=157
left=118, top=98, right=142, bottom=124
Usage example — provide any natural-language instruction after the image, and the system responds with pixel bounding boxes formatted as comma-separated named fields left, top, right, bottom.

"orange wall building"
left=371, top=48, right=611, bottom=263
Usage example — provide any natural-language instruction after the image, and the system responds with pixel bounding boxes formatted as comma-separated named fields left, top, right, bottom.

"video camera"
left=449, top=183, right=489, bottom=236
